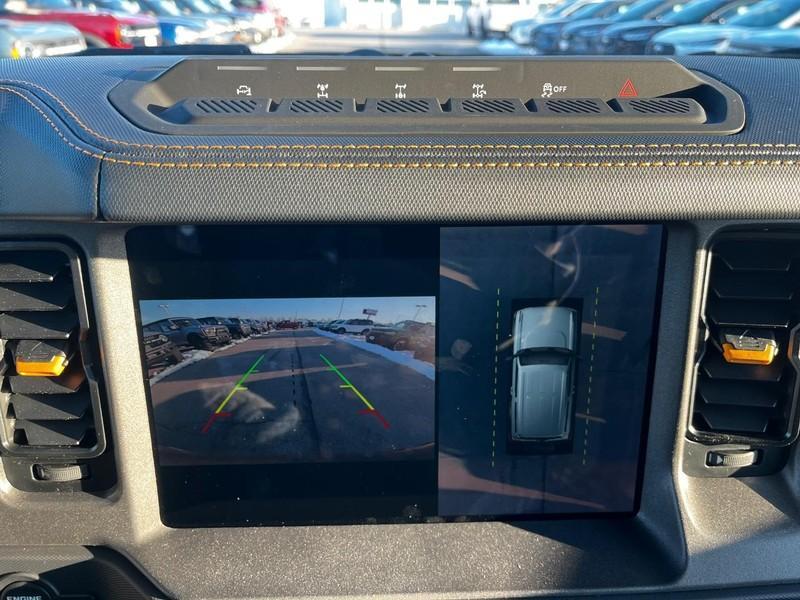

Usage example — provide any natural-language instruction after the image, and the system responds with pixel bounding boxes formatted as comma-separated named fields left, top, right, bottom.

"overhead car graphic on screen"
left=510, top=306, right=578, bottom=446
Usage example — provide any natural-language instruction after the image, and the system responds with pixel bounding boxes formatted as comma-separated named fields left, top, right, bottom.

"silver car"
left=511, top=306, right=578, bottom=442
left=0, top=19, right=85, bottom=58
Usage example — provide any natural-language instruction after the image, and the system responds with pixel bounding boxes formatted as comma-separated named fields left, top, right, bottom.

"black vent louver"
left=691, top=234, right=800, bottom=445
left=541, top=98, right=606, bottom=115
left=375, top=99, right=433, bottom=114
left=288, top=99, right=344, bottom=114
left=627, top=98, right=694, bottom=115
left=195, top=98, right=260, bottom=115
left=0, top=243, right=106, bottom=459
left=460, top=98, right=519, bottom=114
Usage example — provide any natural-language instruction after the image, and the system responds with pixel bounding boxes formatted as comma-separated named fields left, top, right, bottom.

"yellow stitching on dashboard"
left=3, top=79, right=799, bottom=153
left=3, top=86, right=799, bottom=170
left=0, top=86, right=105, bottom=161
left=98, top=158, right=799, bottom=168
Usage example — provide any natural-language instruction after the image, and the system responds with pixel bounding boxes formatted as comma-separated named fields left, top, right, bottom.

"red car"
left=1, top=0, right=161, bottom=47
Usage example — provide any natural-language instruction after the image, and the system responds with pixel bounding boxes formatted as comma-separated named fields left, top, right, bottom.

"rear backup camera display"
left=128, top=224, right=663, bottom=526
left=141, top=297, right=436, bottom=466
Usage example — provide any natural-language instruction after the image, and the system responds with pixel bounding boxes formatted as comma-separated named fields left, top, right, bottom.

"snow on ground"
left=149, top=329, right=436, bottom=384
left=149, top=336, right=257, bottom=385
left=313, top=328, right=435, bottom=381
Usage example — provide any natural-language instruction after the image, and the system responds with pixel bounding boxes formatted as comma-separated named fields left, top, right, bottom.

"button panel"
left=109, top=57, right=745, bottom=136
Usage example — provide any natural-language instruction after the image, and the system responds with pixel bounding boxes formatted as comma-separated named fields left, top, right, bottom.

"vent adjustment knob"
left=707, top=450, right=759, bottom=468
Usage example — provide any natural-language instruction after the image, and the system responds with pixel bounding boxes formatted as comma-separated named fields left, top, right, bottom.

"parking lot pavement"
left=257, top=28, right=483, bottom=55
left=150, top=330, right=435, bottom=465
left=250, top=27, right=533, bottom=57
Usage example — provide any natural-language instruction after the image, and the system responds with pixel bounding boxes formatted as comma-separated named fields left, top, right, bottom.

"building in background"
left=276, top=0, right=555, bottom=33
left=272, top=0, right=326, bottom=28
left=310, top=0, right=474, bottom=32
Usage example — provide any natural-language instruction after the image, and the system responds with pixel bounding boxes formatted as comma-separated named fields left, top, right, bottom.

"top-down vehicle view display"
left=3, top=0, right=800, bottom=598
left=510, top=306, right=578, bottom=443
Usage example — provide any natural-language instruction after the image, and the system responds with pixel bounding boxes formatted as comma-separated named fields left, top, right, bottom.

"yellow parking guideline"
left=214, top=354, right=265, bottom=415
left=320, top=353, right=375, bottom=411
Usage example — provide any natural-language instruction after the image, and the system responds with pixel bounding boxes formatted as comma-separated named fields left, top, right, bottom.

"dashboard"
left=0, top=54, right=799, bottom=599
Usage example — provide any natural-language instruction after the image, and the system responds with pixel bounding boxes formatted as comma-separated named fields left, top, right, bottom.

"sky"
left=140, top=296, right=436, bottom=326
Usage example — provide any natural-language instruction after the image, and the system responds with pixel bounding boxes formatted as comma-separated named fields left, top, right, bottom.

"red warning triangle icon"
left=619, top=79, right=638, bottom=98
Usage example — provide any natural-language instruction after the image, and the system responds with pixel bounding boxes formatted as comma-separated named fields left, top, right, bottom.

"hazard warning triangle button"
left=617, top=79, right=639, bottom=98
left=618, top=79, right=638, bottom=98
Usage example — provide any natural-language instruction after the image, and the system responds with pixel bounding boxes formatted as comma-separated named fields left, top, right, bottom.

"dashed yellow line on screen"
left=492, top=288, right=501, bottom=469
left=583, top=287, right=600, bottom=467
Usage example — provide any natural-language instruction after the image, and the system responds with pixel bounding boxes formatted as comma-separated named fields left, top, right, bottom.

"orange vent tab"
left=13, top=339, right=72, bottom=377
left=720, top=330, right=778, bottom=366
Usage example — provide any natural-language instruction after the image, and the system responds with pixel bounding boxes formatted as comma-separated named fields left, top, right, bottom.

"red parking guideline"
left=320, top=353, right=391, bottom=429
left=200, top=411, right=231, bottom=434
left=200, top=353, right=265, bottom=434
left=358, top=408, right=390, bottom=429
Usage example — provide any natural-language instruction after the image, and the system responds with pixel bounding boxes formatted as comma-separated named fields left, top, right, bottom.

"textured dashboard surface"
left=0, top=56, right=799, bottom=221
left=0, top=53, right=800, bottom=600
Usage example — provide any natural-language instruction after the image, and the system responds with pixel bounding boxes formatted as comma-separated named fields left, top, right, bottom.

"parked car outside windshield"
left=5, top=0, right=800, bottom=60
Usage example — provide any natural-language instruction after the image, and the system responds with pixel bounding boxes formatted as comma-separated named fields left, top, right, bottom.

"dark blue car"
left=598, top=0, right=759, bottom=54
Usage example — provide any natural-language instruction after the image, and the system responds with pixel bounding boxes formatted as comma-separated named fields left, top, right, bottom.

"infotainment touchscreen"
left=128, top=224, right=664, bottom=527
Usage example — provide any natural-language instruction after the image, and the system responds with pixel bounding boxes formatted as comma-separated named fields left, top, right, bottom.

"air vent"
left=460, top=98, right=518, bottom=114
left=0, top=243, right=106, bottom=459
left=375, top=99, right=433, bottom=114
left=615, top=97, right=706, bottom=125
left=691, top=233, right=800, bottom=445
left=157, top=97, right=270, bottom=125
left=288, top=99, right=345, bottom=114
left=626, top=98, right=693, bottom=115
left=195, top=98, right=260, bottom=115
left=541, top=98, right=607, bottom=115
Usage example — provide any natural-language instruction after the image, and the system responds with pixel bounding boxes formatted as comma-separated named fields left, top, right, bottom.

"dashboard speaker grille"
left=543, top=99, right=605, bottom=115
left=195, top=98, right=260, bottom=115
left=0, top=243, right=107, bottom=458
left=627, top=98, right=693, bottom=115
left=460, top=99, right=518, bottom=114
left=375, top=99, right=432, bottom=114
left=289, top=99, right=345, bottom=114
left=692, top=234, right=800, bottom=443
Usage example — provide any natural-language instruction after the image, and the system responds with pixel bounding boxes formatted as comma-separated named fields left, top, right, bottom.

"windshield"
left=5, top=0, right=799, bottom=59
left=615, top=0, right=672, bottom=21
left=568, top=2, right=616, bottom=18
left=517, top=352, right=572, bottom=367
left=172, top=319, right=197, bottom=327
left=595, top=0, right=639, bottom=18
left=141, top=0, right=181, bottom=16
left=729, top=0, right=800, bottom=26
left=555, top=1, right=602, bottom=18
left=660, top=0, right=735, bottom=24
